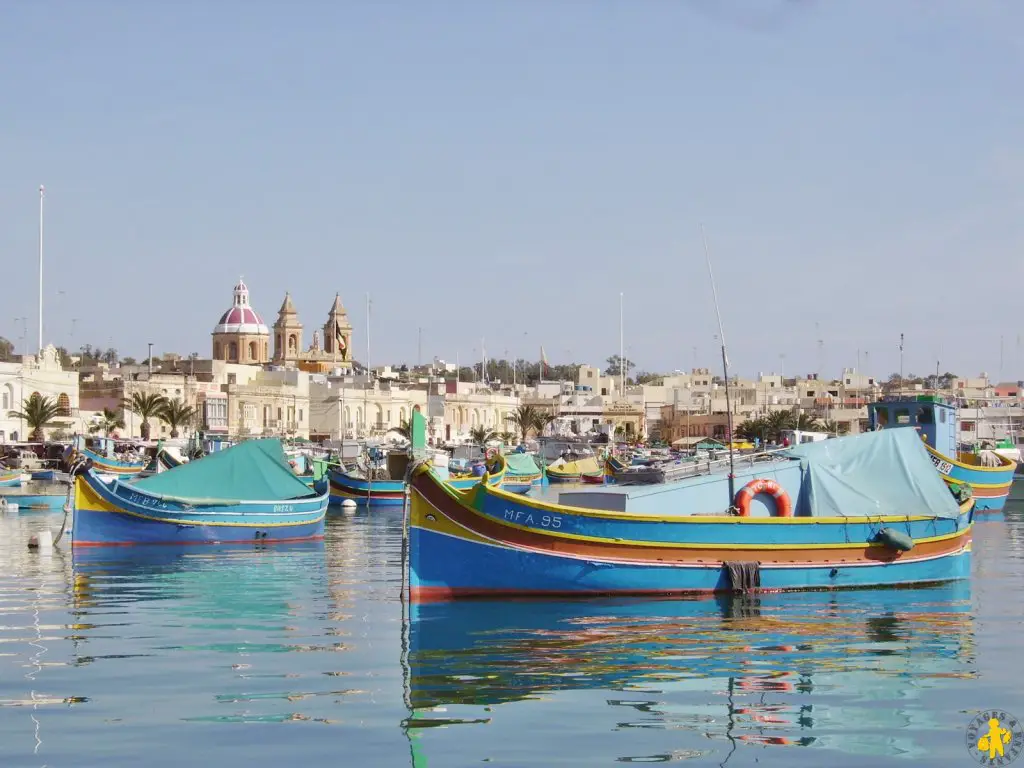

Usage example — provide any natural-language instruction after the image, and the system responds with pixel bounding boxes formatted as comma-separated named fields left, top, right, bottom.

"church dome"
left=213, top=279, right=269, bottom=335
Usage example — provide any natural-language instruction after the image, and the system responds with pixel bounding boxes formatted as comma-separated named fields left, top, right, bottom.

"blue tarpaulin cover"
left=783, top=428, right=961, bottom=519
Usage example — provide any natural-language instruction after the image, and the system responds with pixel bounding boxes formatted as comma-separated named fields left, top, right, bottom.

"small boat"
left=546, top=455, right=601, bottom=484
left=0, top=468, right=23, bottom=488
left=501, top=452, right=543, bottom=494
left=869, top=395, right=1017, bottom=511
left=328, top=451, right=507, bottom=507
left=581, top=470, right=605, bottom=485
left=72, top=438, right=328, bottom=546
left=407, top=429, right=973, bottom=601
left=0, top=483, right=68, bottom=511
left=71, top=438, right=148, bottom=478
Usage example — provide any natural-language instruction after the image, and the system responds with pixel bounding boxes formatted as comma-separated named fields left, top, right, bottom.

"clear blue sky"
left=3, top=1, right=1023, bottom=381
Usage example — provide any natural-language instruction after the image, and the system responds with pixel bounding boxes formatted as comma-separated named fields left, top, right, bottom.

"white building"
left=0, top=345, right=82, bottom=441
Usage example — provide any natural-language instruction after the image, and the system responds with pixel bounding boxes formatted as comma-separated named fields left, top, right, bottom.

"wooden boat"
left=0, top=468, right=23, bottom=488
left=407, top=429, right=974, bottom=601
left=500, top=452, right=543, bottom=494
left=0, top=485, right=68, bottom=511
left=869, top=395, right=1017, bottom=511
left=546, top=455, right=600, bottom=484
left=74, top=446, right=148, bottom=478
left=72, top=438, right=328, bottom=546
left=328, top=452, right=508, bottom=507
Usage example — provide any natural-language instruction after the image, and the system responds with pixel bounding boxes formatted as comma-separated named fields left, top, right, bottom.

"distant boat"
left=72, top=438, right=328, bottom=546
left=869, top=395, right=1017, bottom=511
left=72, top=439, right=148, bottom=478
left=501, top=452, right=544, bottom=494
left=0, top=484, right=67, bottom=511
left=407, top=429, right=974, bottom=601
left=546, top=455, right=601, bottom=484
left=328, top=452, right=508, bottom=507
left=0, top=468, right=23, bottom=488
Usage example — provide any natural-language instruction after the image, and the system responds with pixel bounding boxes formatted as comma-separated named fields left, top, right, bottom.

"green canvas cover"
left=132, top=438, right=318, bottom=502
left=411, top=410, right=427, bottom=452
left=505, top=452, right=541, bottom=475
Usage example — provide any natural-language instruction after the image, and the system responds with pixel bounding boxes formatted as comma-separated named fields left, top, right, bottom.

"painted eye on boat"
left=426, top=514, right=436, bottom=522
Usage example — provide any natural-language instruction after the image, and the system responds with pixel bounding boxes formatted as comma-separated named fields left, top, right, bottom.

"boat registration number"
left=273, top=505, right=295, bottom=513
left=930, top=455, right=954, bottom=476
left=503, top=508, right=562, bottom=529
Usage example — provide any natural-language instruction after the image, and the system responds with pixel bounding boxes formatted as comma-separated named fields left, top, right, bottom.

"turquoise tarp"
left=132, top=438, right=317, bottom=502
left=783, top=428, right=961, bottom=519
left=505, top=453, right=541, bottom=476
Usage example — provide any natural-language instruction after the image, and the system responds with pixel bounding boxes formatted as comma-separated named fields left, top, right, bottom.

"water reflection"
left=405, top=585, right=975, bottom=763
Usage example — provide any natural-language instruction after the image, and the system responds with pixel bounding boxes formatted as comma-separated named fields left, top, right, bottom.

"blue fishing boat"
left=30, top=469, right=57, bottom=481
left=72, top=438, right=328, bottom=546
left=0, top=483, right=68, bottom=511
left=407, top=429, right=973, bottom=601
left=328, top=452, right=508, bottom=507
left=501, top=451, right=543, bottom=493
left=0, top=468, right=23, bottom=488
left=71, top=436, right=148, bottom=478
left=869, top=394, right=1017, bottom=511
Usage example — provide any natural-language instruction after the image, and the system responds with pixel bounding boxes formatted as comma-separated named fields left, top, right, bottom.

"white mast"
left=619, top=291, right=624, bottom=397
left=38, top=184, right=44, bottom=353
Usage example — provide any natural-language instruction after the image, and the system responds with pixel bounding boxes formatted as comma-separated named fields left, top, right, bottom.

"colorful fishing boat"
left=328, top=452, right=508, bottom=507
left=869, top=394, right=1017, bottom=511
left=0, top=468, right=24, bottom=488
left=72, top=444, right=148, bottom=477
left=500, top=452, right=543, bottom=494
left=0, top=484, right=68, bottom=511
left=545, top=455, right=600, bottom=484
left=72, top=438, right=328, bottom=546
left=407, top=429, right=973, bottom=601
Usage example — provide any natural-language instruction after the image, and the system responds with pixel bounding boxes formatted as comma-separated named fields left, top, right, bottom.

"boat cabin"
left=868, top=395, right=957, bottom=457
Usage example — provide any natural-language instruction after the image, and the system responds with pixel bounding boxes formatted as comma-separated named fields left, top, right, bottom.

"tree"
left=605, top=355, right=635, bottom=377
left=532, top=411, right=556, bottom=437
left=121, top=356, right=138, bottom=366
left=468, top=425, right=498, bottom=447
left=90, top=407, right=126, bottom=436
left=388, top=419, right=412, bottom=440
left=8, top=393, right=62, bottom=441
left=101, top=348, right=119, bottom=365
left=499, top=431, right=516, bottom=445
left=634, top=371, right=663, bottom=385
left=820, top=420, right=849, bottom=436
left=123, top=392, right=168, bottom=440
left=506, top=404, right=543, bottom=443
left=0, top=336, right=13, bottom=362
left=157, top=398, right=197, bottom=438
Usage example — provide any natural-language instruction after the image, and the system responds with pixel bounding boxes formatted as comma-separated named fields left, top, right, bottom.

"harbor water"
left=0, top=502, right=1022, bottom=767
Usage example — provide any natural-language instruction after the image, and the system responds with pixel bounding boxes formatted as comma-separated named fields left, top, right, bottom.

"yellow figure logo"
left=967, top=711, right=1024, bottom=765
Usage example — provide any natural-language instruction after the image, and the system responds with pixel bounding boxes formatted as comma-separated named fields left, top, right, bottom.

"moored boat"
left=72, top=438, right=328, bottom=546
left=71, top=438, right=148, bottom=478
left=869, top=394, right=1017, bottom=511
left=546, top=455, right=601, bottom=484
left=0, top=468, right=23, bottom=488
left=407, top=429, right=973, bottom=601
left=328, top=451, right=508, bottom=506
left=0, top=483, right=68, bottom=511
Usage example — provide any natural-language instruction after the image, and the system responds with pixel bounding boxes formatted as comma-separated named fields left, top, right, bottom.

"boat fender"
left=874, top=527, right=914, bottom=552
left=734, top=478, right=793, bottom=518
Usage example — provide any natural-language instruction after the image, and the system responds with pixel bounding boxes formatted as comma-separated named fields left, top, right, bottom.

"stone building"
left=271, top=292, right=354, bottom=374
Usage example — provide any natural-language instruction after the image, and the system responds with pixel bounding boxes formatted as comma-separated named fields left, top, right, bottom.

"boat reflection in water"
left=404, top=584, right=975, bottom=763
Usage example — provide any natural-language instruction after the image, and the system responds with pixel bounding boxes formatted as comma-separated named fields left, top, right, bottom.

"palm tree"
left=499, top=431, right=516, bottom=445
left=157, top=398, right=197, bottom=438
left=123, top=392, right=168, bottom=440
left=468, top=425, right=498, bottom=447
left=90, top=407, right=126, bottom=436
left=531, top=411, right=556, bottom=437
left=389, top=419, right=412, bottom=440
left=7, top=393, right=62, bottom=442
left=796, top=413, right=824, bottom=432
left=506, top=404, right=542, bottom=443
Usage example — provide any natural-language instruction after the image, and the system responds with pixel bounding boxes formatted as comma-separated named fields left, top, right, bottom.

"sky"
left=2, top=1, right=1024, bottom=381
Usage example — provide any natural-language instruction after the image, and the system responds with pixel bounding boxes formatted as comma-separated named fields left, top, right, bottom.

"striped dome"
left=213, top=279, right=269, bottom=335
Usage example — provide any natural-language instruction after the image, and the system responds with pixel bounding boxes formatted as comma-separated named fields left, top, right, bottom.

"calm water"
left=1, top=502, right=1023, bottom=767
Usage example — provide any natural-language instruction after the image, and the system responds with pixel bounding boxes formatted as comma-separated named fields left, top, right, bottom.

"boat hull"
left=927, top=445, right=1015, bottom=511
left=0, top=492, right=67, bottom=511
left=72, top=470, right=327, bottom=546
left=408, top=468, right=974, bottom=602
left=0, top=471, right=23, bottom=488
left=80, top=447, right=147, bottom=477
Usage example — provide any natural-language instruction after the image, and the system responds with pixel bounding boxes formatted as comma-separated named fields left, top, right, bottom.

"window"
left=916, top=407, right=933, bottom=425
left=1, top=393, right=6, bottom=410
left=228, top=342, right=238, bottom=361
left=299, top=409, right=304, bottom=422
left=249, top=341, right=258, bottom=360
left=939, top=409, right=946, bottom=424
left=894, top=408, right=910, bottom=425
left=56, top=392, right=71, bottom=416
left=876, top=408, right=889, bottom=426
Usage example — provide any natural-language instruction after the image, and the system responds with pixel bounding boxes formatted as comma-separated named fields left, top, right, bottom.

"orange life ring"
left=485, top=447, right=498, bottom=461
left=735, top=478, right=792, bottom=518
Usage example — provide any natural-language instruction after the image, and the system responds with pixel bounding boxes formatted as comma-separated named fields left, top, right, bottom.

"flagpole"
left=619, top=291, right=624, bottom=398
left=38, top=184, right=45, bottom=353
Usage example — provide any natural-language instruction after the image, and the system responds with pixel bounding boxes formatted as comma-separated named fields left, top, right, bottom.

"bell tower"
left=323, top=293, right=353, bottom=365
left=273, top=293, right=303, bottom=364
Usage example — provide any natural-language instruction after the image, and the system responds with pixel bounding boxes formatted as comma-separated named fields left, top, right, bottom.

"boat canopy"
left=132, top=438, right=317, bottom=502
left=504, top=453, right=541, bottom=475
left=783, top=428, right=961, bottom=519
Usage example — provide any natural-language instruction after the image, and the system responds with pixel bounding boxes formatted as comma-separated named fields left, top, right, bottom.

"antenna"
left=700, top=224, right=736, bottom=509
left=815, top=321, right=824, bottom=379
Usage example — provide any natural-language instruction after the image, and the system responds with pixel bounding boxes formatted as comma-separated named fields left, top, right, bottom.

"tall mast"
left=38, top=185, right=45, bottom=353
left=701, top=224, right=736, bottom=508
left=619, top=291, right=625, bottom=398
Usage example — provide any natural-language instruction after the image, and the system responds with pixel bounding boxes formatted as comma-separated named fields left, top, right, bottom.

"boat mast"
left=38, top=184, right=44, bottom=353
left=619, top=291, right=625, bottom=402
left=700, top=224, right=736, bottom=508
